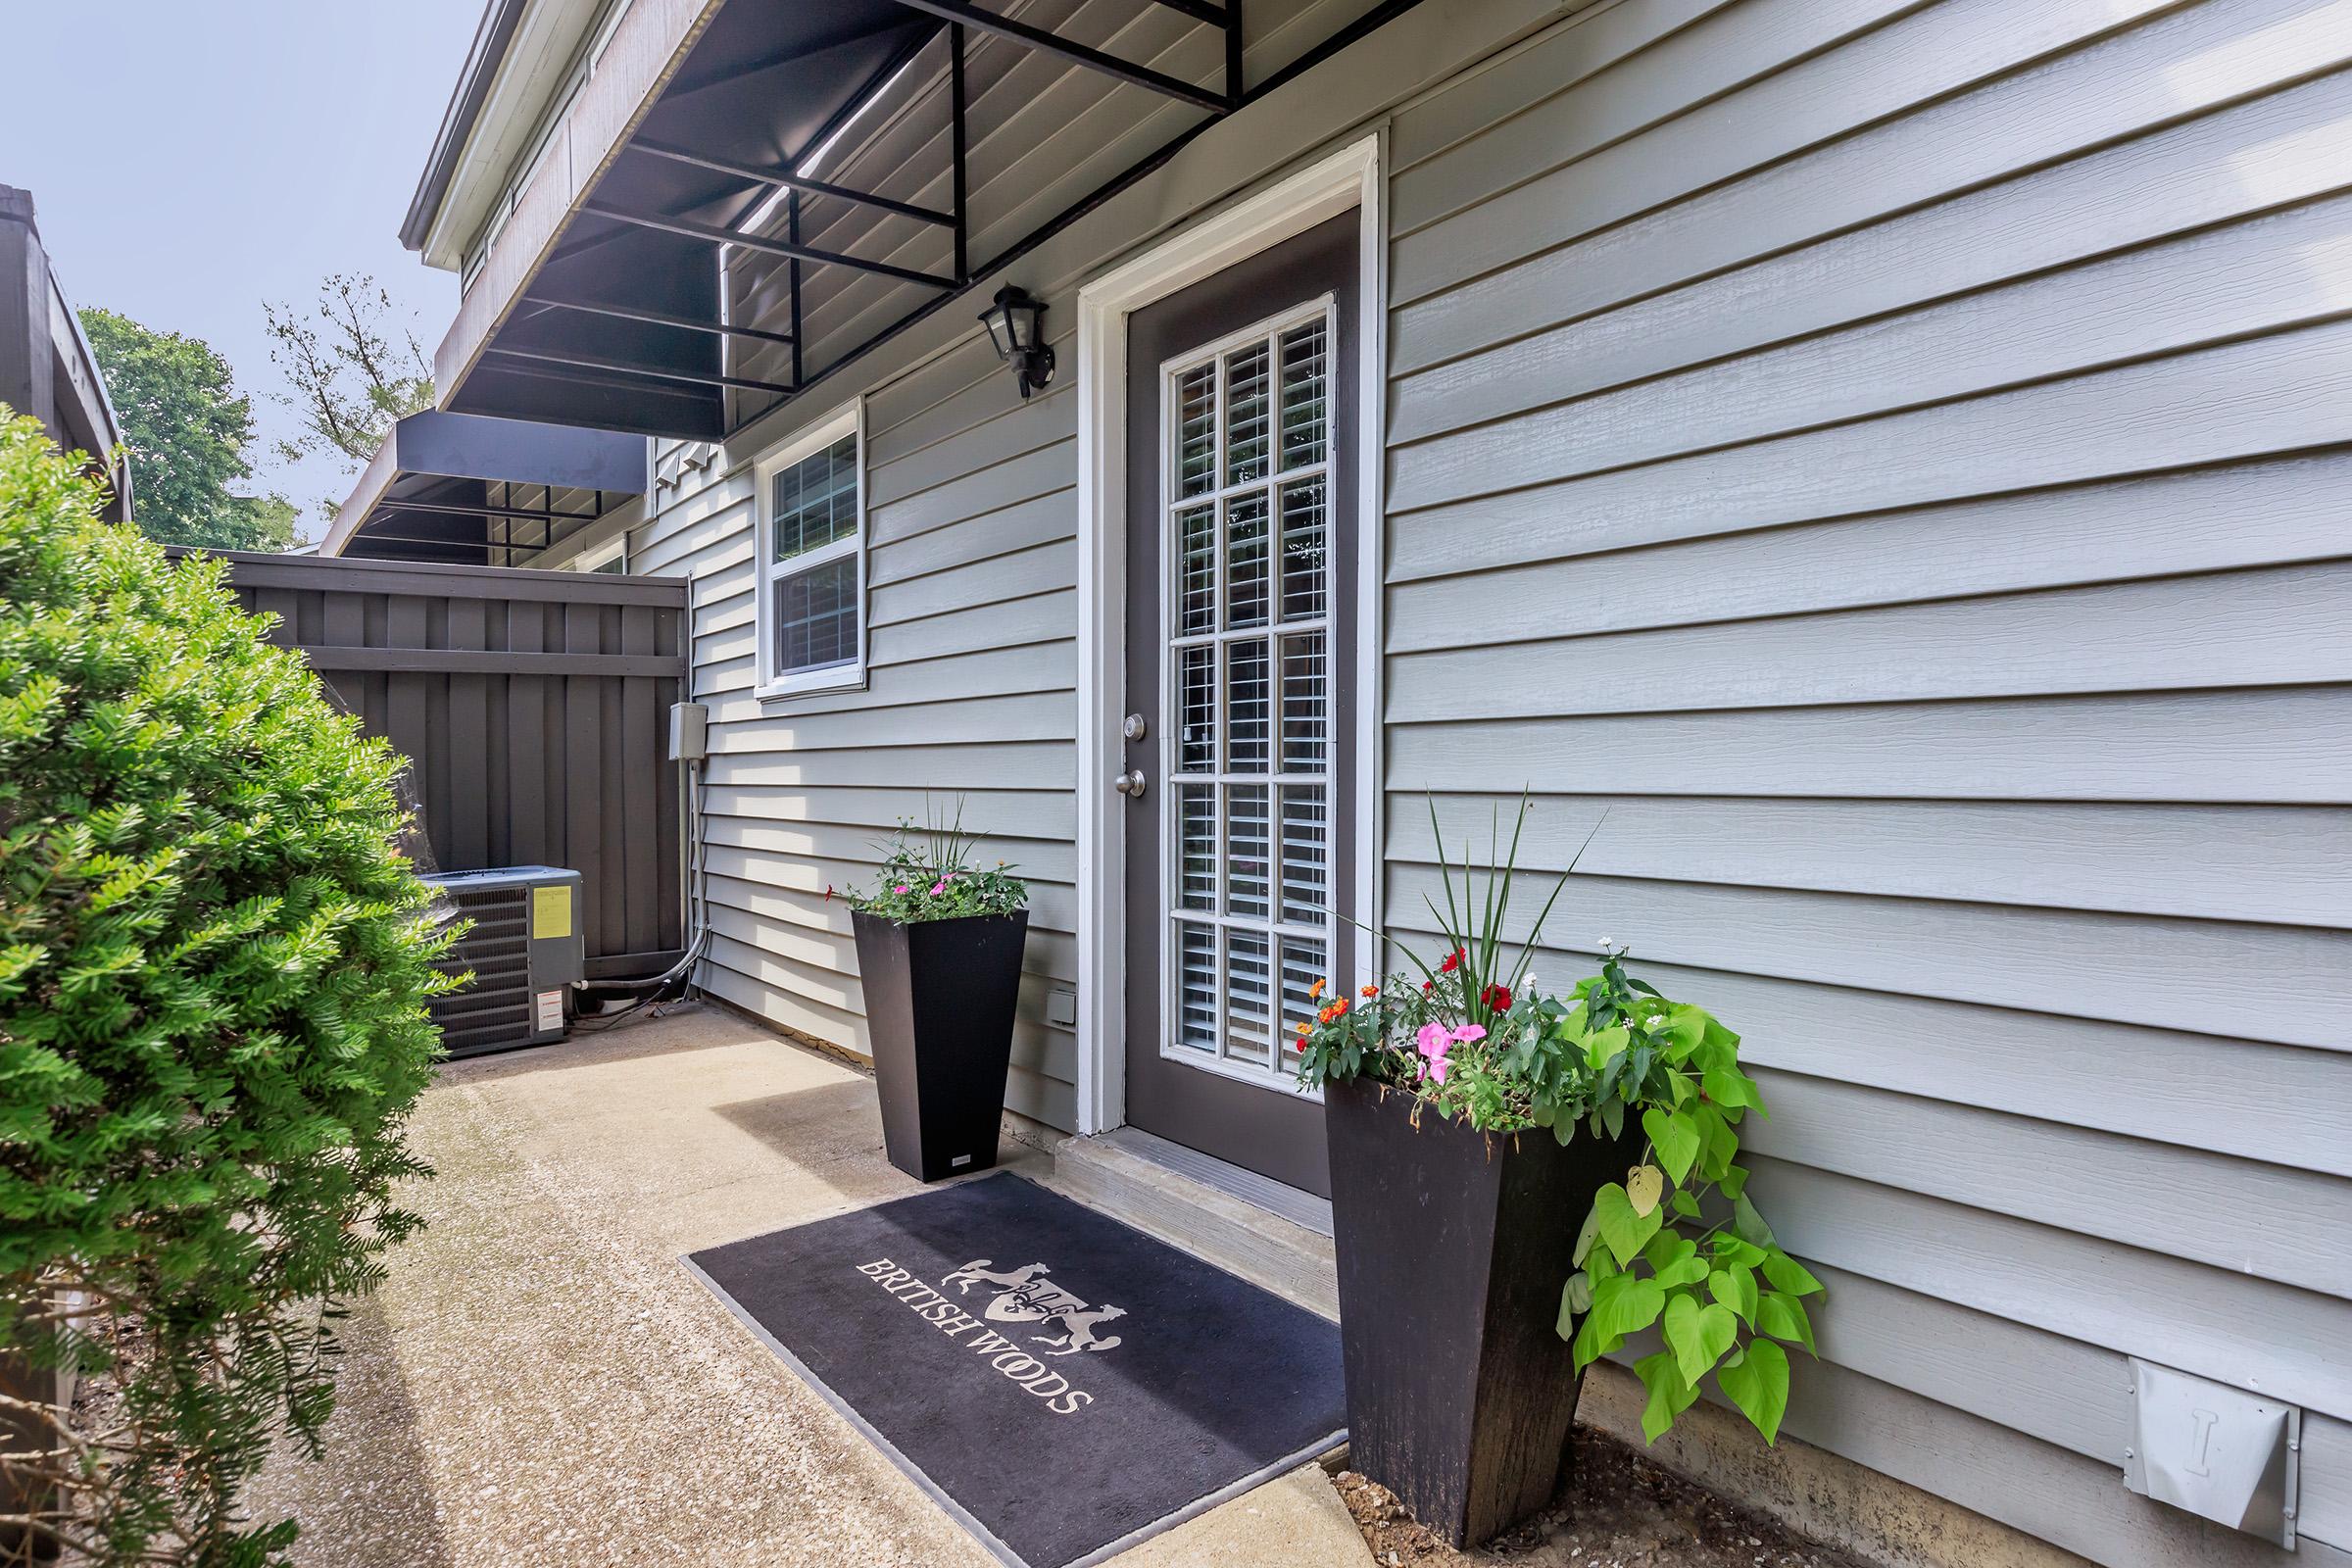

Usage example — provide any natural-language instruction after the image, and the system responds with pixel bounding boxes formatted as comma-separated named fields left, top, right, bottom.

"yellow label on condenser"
left=532, top=884, right=573, bottom=941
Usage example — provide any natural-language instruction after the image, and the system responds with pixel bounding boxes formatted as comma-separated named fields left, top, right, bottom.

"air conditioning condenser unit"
left=420, top=866, right=585, bottom=1057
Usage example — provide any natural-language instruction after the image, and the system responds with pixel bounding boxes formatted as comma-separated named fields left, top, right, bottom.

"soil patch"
left=1336, top=1424, right=1874, bottom=1568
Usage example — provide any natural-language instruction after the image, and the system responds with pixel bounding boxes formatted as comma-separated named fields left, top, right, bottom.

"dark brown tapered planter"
left=1326, top=1076, right=1642, bottom=1548
left=852, top=908, right=1030, bottom=1183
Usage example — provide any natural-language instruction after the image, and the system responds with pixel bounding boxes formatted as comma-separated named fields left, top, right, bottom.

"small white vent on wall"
left=2124, top=1357, right=2299, bottom=1548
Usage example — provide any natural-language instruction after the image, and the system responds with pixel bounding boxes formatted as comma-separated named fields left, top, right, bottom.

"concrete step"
left=1043, top=1127, right=1339, bottom=1319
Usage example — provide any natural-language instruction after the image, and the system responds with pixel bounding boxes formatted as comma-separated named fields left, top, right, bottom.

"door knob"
left=1113, top=769, right=1149, bottom=798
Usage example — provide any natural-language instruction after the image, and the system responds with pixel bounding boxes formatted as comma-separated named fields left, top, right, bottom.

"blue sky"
left=4, top=0, right=488, bottom=532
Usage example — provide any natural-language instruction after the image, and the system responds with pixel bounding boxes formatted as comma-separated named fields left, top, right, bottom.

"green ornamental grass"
left=0, top=415, right=455, bottom=1565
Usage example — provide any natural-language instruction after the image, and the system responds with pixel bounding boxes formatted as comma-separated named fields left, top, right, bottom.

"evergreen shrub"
left=0, top=415, right=452, bottom=1565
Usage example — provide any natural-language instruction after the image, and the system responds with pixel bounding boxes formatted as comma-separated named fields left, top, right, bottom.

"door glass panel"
left=1178, top=505, right=1217, bottom=635
left=1224, top=929, right=1273, bottom=1065
left=1227, top=638, right=1270, bottom=773
left=1178, top=646, right=1216, bottom=772
left=1176, top=922, right=1218, bottom=1054
left=1281, top=631, right=1325, bottom=772
left=1177, top=785, right=1216, bottom=910
left=1279, top=785, right=1327, bottom=926
left=1160, top=299, right=1338, bottom=1091
left=1224, top=341, right=1271, bottom=484
left=1177, top=365, right=1217, bottom=499
left=1279, top=320, right=1327, bottom=469
left=1225, top=493, right=1269, bottom=628
left=1280, top=937, right=1324, bottom=1071
left=1227, top=784, right=1269, bottom=918
left=1279, top=478, right=1326, bottom=622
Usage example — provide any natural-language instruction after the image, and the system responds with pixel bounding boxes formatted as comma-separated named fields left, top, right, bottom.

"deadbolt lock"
left=1122, top=712, right=1149, bottom=741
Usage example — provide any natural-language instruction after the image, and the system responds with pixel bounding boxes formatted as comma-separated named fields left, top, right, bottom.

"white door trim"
left=1073, top=131, right=1386, bottom=1136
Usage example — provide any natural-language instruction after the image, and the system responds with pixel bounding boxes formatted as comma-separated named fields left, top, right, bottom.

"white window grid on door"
left=1156, top=294, right=1337, bottom=1098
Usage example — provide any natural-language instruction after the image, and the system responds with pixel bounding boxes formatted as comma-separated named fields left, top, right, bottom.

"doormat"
left=685, top=1172, right=1346, bottom=1568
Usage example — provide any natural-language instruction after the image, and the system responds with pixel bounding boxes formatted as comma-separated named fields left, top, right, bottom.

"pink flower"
left=1451, top=1024, right=1487, bottom=1046
left=894, top=884, right=909, bottom=895
left=930, top=880, right=948, bottom=895
left=1415, top=1021, right=1453, bottom=1085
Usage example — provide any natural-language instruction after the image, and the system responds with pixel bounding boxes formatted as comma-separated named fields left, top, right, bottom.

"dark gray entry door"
left=1121, top=211, right=1359, bottom=1198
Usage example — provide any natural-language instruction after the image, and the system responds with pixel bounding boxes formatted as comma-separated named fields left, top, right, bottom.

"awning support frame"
left=460, top=0, right=1383, bottom=437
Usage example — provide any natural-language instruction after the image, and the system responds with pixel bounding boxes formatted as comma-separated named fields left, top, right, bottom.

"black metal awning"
left=443, top=0, right=1407, bottom=444
left=328, top=410, right=645, bottom=564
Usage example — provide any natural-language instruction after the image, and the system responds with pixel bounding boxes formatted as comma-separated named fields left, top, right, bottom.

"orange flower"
left=1308, top=977, right=1327, bottom=1001
left=1317, top=999, right=1349, bottom=1025
left=1360, top=984, right=1379, bottom=998
left=1296, top=1021, right=1312, bottom=1038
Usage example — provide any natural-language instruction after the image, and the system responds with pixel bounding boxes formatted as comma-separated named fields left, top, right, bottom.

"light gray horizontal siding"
left=559, top=1, right=2346, bottom=1561
left=1386, top=2, right=2352, bottom=1563
left=630, top=340, right=1088, bottom=1130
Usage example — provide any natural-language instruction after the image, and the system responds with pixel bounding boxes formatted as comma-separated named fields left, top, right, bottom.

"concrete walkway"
left=246, top=1007, right=1372, bottom=1568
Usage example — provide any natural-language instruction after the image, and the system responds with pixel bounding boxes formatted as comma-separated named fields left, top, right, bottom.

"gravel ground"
left=1337, top=1425, right=1873, bottom=1568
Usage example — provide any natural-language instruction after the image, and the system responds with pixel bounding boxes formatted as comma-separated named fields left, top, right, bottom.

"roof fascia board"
left=404, top=0, right=529, bottom=255
left=431, top=0, right=724, bottom=394
left=413, top=0, right=616, bottom=271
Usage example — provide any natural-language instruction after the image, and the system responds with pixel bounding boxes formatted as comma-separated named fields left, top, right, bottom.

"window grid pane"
left=1178, top=505, right=1217, bottom=636
left=773, top=435, right=858, bottom=563
left=1176, top=922, right=1218, bottom=1054
left=1279, top=785, right=1327, bottom=926
left=1177, top=365, right=1217, bottom=499
left=1224, top=341, right=1271, bottom=485
left=1280, top=631, right=1326, bottom=773
left=1279, top=320, right=1327, bottom=469
left=1227, top=783, right=1269, bottom=918
left=1224, top=927, right=1273, bottom=1065
left=1280, top=937, right=1325, bottom=1068
left=1177, top=785, right=1216, bottom=911
left=1227, top=638, right=1270, bottom=773
left=1279, top=478, right=1326, bottom=622
left=1225, top=493, right=1269, bottom=629
left=1178, top=646, right=1217, bottom=773
left=774, top=556, right=858, bottom=676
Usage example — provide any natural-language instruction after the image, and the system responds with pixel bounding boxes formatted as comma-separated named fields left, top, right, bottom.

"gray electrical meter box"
left=2124, top=1357, right=2300, bottom=1548
left=669, top=701, right=709, bottom=761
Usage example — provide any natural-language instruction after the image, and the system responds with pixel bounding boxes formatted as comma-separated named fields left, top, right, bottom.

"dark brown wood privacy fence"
left=198, top=550, right=688, bottom=980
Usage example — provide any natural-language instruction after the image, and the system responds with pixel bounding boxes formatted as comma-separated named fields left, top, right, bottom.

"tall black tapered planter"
left=1325, top=1076, right=1641, bottom=1548
left=852, top=908, right=1029, bottom=1183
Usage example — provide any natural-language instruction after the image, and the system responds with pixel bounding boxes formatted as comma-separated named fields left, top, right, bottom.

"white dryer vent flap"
left=2124, top=1356, right=2299, bottom=1548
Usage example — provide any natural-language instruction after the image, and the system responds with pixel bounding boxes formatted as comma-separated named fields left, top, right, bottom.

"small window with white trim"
left=757, top=404, right=866, bottom=697
left=574, top=533, right=627, bottom=574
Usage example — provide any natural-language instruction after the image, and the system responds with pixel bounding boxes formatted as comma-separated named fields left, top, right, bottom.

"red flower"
left=1438, top=948, right=1464, bottom=974
left=1421, top=980, right=1435, bottom=994
left=1481, top=983, right=1513, bottom=1013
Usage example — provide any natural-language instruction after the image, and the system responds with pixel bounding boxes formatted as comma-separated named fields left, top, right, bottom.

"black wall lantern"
left=979, top=284, right=1054, bottom=399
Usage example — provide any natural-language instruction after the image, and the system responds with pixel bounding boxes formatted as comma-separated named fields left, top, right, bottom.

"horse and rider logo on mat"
left=688, top=1173, right=1344, bottom=1568
left=942, top=1258, right=1128, bottom=1353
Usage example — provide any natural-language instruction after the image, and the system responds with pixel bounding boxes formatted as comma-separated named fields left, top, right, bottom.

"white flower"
left=1524, top=973, right=1540, bottom=994
left=1595, top=936, right=1614, bottom=951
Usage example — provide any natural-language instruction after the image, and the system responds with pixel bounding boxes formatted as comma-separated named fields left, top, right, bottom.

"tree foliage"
left=0, top=416, right=454, bottom=1563
left=74, top=309, right=295, bottom=554
left=262, top=276, right=434, bottom=470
